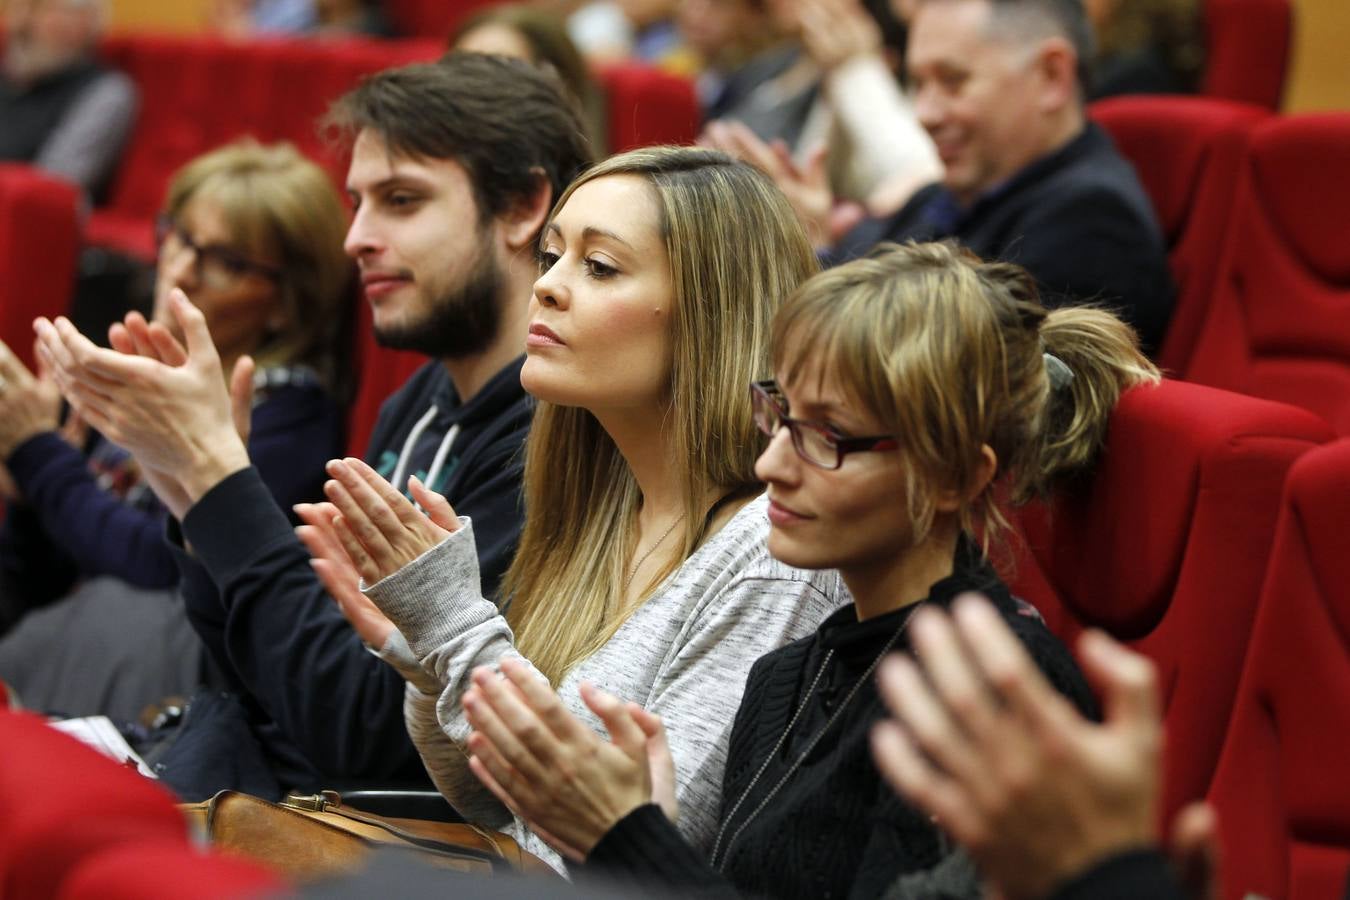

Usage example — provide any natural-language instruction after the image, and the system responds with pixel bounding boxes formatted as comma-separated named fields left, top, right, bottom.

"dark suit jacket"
left=830, top=124, right=1174, bottom=354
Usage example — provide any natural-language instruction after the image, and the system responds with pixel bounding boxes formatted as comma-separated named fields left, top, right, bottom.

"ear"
left=933, top=444, right=999, bottom=513
left=1034, top=36, right=1079, bottom=113
left=496, top=168, right=555, bottom=253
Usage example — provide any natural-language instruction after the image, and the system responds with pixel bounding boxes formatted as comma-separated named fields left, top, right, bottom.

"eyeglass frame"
left=750, top=379, right=899, bottom=470
left=154, top=215, right=282, bottom=288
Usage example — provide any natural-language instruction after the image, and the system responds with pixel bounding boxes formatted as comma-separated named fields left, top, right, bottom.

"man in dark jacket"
left=33, top=54, right=592, bottom=794
left=831, top=0, right=1172, bottom=353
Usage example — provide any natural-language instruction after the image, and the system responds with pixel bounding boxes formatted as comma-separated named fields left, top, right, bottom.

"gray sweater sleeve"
left=36, top=70, right=137, bottom=196
left=366, top=499, right=846, bottom=874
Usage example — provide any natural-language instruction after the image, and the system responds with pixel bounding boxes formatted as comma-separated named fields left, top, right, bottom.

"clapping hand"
left=295, top=500, right=397, bottom=648
left=463, top=657, right=677, bottom=860
left=0, top=338, right=63, bottom=462
left=872, top=595, right=1220, bottom=900
left=317, top=456, right=460, bottom=586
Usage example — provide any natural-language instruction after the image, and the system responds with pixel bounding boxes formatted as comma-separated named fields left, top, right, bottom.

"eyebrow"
left=346, top=173, right=435, bottom=195
left=544, top=222, right=636, bottom=250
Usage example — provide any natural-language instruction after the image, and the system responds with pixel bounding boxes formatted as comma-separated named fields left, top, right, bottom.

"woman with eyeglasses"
left=449, top=241, right=1159, bottom=897
left=297, top=146, right=845, bottom=872
left=0, top=139, right=351, bottom=720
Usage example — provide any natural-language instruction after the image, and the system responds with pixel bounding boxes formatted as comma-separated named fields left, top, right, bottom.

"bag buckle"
left=282, top=790, right=342, bottom=812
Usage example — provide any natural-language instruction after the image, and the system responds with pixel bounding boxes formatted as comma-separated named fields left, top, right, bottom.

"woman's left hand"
left=462, top=657, right=672, bottom=861
left=320, top=457, right=460, bottom=586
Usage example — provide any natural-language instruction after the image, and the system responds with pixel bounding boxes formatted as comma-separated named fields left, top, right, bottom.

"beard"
left=373, top=238, right=505, bottom=360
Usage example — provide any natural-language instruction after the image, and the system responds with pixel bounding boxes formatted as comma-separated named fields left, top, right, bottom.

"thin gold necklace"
left=623, top=513, right=686, bottom=593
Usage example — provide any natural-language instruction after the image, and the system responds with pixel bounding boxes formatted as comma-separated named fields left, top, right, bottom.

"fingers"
left=169, top=289, right=221, bottom=367
left=328, top=510, right=383, bottom=585
left=0, top=339, right=35, bottom=385
left=329, top=457, right=432, bottom=551
left=869, top=707, right=983, bottom=844
left=462, top=673, right=555, bottom=786
left=579, top=682, right=646, bottom=755
left=323, top=461, right=399, bottom=574
left=1170, top=802, right=1221, bottom=900
left=467, top=753, right=586, bottom=862
left=908, top=602, right=1000, bottom=747
left=1076, top=629, right=1160, bottom=736
left=497, top=658, right=593, bottom=746
left=229, top=355, right=255, bottom=444
left=146, top=321, right=189, bottom=366
left=408, top=474, right=460, bottom=531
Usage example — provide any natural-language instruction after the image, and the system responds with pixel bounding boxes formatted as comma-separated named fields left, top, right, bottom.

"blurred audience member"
left=676, top=0, right=774, bottom=108
left=0, top=0, right=136, bottom=200
left=568, top=0, right=697, bottom=72
left=209, top=0, right=395, bottom=40
left=704, top=0, right=940, bottom=242
left=874, top=594, right=1222, bottom=900
left=453, top=5, right=608, bottom=154
left=1085, top=0, right=1203, bottom=98
left=0, top=140, right=351, bottom=722
left=825, top=0, right=1173, bottom=355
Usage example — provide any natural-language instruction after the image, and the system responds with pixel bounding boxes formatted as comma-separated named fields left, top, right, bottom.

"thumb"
left=230, top=355, right=256, bottom=445
left=171, top=288, right=219, bottom=365
left=409, top=475, right=460, bottom=532
left=1078, top=629, right=1160, bottom=733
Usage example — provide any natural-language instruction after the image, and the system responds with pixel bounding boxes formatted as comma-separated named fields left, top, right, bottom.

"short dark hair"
left=987, top=0, right=1097, bottom=96
left=324, top=52, right=593, bottom=220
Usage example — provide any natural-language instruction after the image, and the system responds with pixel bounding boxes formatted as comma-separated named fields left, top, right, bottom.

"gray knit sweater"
left=366, top=493, right=846, bottom=873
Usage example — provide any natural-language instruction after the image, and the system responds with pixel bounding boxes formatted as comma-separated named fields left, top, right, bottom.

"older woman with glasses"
left=0, top=139, right=351, bottom=721
left=448, top=241, right=1157, bottom=897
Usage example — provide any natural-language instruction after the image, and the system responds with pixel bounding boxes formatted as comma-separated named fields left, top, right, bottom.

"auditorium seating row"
left=1004, top=384, right=1349, bottom=900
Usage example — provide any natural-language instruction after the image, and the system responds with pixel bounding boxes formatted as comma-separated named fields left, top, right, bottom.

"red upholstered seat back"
left=383, top=0, right=500, bottom=38
left=91, top=35, right=442, bottom=257
left=1202, top=0, right=1292, bottom=110
left=0, top=164, right=81, bottom=371
left=597, top=62, right=700, bottom=151
left=1185, top=113, right=1350, bottom=434
left=1089, top=97, right=1268, bottom=376
left=1207, top=439, right=1350, bottom=900
left=0, top=711, right=282, bottom=899
left=1004, top=380, right=1331, bottom=821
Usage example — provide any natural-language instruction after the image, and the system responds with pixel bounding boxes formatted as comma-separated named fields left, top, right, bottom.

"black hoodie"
left=171, top=358, right=531, bottom=788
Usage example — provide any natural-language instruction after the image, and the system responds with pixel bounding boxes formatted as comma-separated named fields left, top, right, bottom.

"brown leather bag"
left=181, top=790, right=558, bottom=883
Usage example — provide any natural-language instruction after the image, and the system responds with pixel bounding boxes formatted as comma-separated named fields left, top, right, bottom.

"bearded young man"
left=34, top=53, right=592, bottom=795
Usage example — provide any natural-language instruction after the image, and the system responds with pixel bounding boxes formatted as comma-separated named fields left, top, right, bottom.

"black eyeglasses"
left=750, top=380, right=898, bottom=470
left=155, top=216, right=281, bottom=289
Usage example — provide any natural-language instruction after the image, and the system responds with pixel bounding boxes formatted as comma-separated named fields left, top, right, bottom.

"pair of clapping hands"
left=28, top=289, right=458, bottom=643
left=423, top=596, right=1219, bottom=900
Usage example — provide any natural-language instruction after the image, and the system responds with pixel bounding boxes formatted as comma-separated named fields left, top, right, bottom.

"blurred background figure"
left=0, top=139, right=352, bottom=723
left=208, top=0, right=396, bottom=40
left=0, top=0, right=137, bottom=200
left=1085, top=0, right=1204, bottom=98
left=453, top=4, right=608, bottom=154
left=566, top=0, right=697, bottom=72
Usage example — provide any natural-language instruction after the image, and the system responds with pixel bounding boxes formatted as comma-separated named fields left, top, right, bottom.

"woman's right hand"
left=295, top=500, right=396, bottom=648
left=320, top=457, right=460, bottom=586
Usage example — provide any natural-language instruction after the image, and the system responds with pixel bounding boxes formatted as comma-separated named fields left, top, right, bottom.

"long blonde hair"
left=503, top=147, right=819, bottom=685
left=772, top=241, right=1159, bottom=553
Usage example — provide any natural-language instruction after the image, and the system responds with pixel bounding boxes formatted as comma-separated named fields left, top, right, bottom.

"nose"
left=162, top=241, right=199, bottom=291
left=754, top=424, right=800, bottom=486
left=912, top=80, right=945, bottom=134
left=343, top=203, right=381, bottom=260
left=532, top=256, right=570, bottom=310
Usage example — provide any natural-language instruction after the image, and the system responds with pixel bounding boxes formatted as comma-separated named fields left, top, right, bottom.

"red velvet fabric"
left=57, top=840, right=282, bottom=900
left=383, top=0, right=501, bottom=39
left=1089, top=97, right=1268, bottom=376
left=0, top=164, right=81, bottom=371
left=0, top=710, right=283, bottom=899
left=1202, top=0, right=1292, bottom=111
left=90, top=35, right=443, bottom=258
left=1004, top=380, right=1331, bottom=822
left=1207, top=439, right=1350, bottom=900
left=1185, top=113, right=1350, bottom=434
left=596, top=62, right=700, bottom=151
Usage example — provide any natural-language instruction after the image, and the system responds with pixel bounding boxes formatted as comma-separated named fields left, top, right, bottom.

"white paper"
left=49, top=716, right=158, bottom=779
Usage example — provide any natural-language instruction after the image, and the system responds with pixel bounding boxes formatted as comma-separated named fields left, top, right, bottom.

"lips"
left=766, top=498, right=811, bottom=526
left=526, top=322, right=565, bottom=348
left=360, top=271, right=411, bottom=299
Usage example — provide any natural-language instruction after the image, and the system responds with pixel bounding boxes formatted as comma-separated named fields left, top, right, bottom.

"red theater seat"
left=1207, top=439, right=1350, bottom=900
left=0, top=164, right=81, bottom=371
left=1005, top=380, right=1331, bottom=822
left=384, top=0, right=500, bottom=38
left=597, top=63, right=699, bottom=151
left=1089, top=97, right=1267, bottom=375
left=1203, top=0, right=1292, bottom=110
left=1184, top=113, right=1350, bottom=433
left=91, top=35, right=442, bottom=258
left=0, top=711, right=283, bottom=899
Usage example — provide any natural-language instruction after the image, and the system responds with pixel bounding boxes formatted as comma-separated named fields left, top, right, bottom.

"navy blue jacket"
left=172, top=358, right=531, bottom=787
